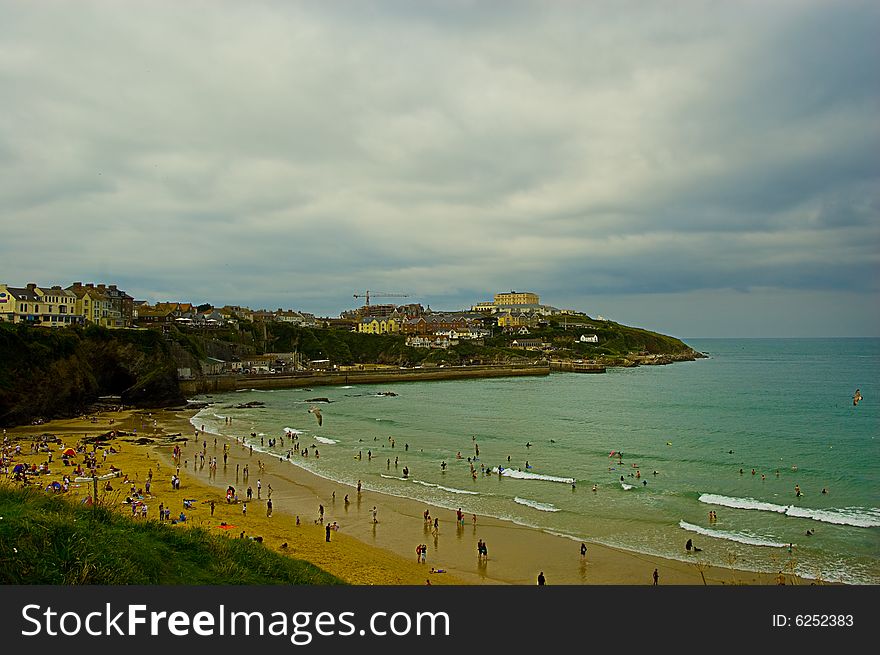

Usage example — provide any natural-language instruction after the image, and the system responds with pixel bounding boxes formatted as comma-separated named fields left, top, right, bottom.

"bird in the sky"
left=309, top=406, right=323, bottom=426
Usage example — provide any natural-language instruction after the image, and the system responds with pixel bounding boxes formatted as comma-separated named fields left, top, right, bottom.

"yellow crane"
left=353, top=291, right=409, bottom=308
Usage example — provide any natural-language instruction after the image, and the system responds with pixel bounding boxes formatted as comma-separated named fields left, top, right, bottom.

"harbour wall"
left=179, top=363, right=550, bottom=396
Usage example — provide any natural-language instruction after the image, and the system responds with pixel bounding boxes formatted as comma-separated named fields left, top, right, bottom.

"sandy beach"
left=3, top=407, right=799, bottom=586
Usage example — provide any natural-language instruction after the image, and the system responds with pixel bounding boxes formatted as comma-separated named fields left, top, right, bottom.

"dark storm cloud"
left=0, top=0, right=877, bottom=335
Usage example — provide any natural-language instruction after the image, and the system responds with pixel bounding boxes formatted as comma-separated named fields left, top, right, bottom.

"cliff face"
left=0, top=324, right=184, bottom=427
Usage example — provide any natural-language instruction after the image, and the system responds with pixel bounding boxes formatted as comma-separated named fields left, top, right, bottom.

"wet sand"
left=4, top=408, right=797, bottom=585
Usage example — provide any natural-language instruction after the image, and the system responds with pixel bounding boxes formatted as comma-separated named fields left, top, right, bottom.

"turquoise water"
left=192, top=338, right=879, bottom=584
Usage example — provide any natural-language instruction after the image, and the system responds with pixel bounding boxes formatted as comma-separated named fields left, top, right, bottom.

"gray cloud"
left=1, top=0, right=877, bottom=336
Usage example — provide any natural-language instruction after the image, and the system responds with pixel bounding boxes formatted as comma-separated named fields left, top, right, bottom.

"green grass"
left=0, top=486, right=344, bottom=585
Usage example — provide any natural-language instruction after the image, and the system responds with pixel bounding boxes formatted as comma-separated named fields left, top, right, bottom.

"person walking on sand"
left=537, top=571, right=545, bottom=586
left=581, top=543, right=587, bottom=558
left=372, top=506, right=378, bottom=524
left=210, top=500, right=215, bottom=517
left=267, top=499, right=273, bottom=517
left=242, top=502, right=247, bottom=516
left=653, top=568, right=659, bottom=585
left=326, top=523, right=331, bottom=542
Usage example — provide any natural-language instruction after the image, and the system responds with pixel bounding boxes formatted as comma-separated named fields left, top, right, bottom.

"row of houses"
left=0, top=282, right=133, bottom=328
left=0, top=281, right=322, bottom=331
left=358, top=311, right=491, bottom=335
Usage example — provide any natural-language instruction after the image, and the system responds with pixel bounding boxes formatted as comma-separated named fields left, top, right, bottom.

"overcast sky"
left=1, top=1, right=877, bottom=337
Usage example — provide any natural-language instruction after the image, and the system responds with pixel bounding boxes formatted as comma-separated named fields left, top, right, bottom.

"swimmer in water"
left=853, top=389, right=862, bottom=406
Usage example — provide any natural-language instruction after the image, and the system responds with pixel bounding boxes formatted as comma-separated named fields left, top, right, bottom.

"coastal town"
left=0, top=284, right=591, bottom=336
left=0, top=283, right=612, bottom=368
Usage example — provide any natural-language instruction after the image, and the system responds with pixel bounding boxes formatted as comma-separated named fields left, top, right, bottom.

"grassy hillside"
left=210, top=320, right=698, bottom=367
left=0, top=486, right=343, bottom=585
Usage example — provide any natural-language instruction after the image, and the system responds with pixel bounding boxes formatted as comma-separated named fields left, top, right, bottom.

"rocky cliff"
left=0, top=324, right=185, bottom=426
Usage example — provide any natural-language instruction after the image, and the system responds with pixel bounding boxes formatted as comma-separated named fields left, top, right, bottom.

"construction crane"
left=353, top=290, right=409, bottom=308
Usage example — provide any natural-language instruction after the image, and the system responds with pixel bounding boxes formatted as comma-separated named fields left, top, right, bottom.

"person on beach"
left=326, top=523, right=331, bottom=542
left=267, top=499, right=273, bottom=517
left=357, top=480, right=362, bottom=494
left=344, top=494, right=350, bottom=507
left=372, top=506, right=378, bottom=524
left=653, top=568, right=659, bottom=585
left=537, top=571, right=545, bottom=585
left=581, top=543, right=587, bottom=557
left=242, top=502, right=247, bottom=516
left=210, top=500, right=215, bottom=516
left=319, top=504, right=324, bottom=523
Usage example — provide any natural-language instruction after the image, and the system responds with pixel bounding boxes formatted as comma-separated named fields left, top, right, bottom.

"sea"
left=190, top=338, right=879, bottom=584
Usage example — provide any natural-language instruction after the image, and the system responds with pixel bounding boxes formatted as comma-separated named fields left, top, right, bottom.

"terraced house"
left=0, top=283, right=83, bottom=326
left=358, top=315, right=401, bottom=334
left=67, top=283, right=118, bottom=328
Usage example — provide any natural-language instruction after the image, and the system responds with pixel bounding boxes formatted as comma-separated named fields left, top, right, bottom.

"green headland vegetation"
left=0, top=485, right=343, bottom=585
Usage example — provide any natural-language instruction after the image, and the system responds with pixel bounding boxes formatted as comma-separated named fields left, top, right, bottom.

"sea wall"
left=179, top=363, right=549, bottom=396
left=549, top=361, right=606, bottom=373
